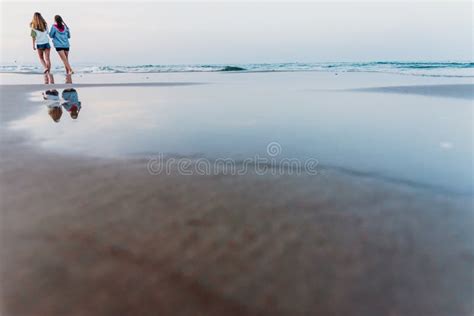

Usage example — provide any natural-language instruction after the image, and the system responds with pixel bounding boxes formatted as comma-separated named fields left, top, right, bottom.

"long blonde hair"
left=30, top=12, right=47, bottom=31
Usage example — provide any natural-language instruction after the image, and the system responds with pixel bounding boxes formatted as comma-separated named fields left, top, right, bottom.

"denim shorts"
left=36, top=43, right=51, bottom=50
left=55, top=47, right=70, bottom=52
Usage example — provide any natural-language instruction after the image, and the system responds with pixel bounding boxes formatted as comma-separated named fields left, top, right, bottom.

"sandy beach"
left=0, top=72, right=473, bottom=315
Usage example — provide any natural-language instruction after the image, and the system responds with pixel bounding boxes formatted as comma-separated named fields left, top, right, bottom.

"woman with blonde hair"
left=30, top=12, right=51, bottom=73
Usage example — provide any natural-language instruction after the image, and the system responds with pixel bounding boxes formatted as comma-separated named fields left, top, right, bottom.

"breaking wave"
left=0, top=61, right=472, bottom=77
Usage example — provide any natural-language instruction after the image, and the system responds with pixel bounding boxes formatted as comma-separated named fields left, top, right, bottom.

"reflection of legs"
left=44, top=72, right=54, bottom=84
left=57, top=50, right=72, bottom=74
left=44, top=48, right=51, bottom=72
left=43, top=73, right=54, bottom=84
left=65, top=74, right=72, bottom=84
left=36, top=49, right=47, bottom=72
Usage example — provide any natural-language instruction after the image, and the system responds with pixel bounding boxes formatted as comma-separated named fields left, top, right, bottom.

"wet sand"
left=0, top=74, right=473, bottom=315
left=354, top=83, right=474, bottom=99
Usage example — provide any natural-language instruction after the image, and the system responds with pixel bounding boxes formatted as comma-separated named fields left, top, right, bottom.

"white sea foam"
left=0, top=62, right=472, bottom=77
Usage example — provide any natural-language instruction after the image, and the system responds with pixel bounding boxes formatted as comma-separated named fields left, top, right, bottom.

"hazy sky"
left=1, top=1, right=472, bottom=65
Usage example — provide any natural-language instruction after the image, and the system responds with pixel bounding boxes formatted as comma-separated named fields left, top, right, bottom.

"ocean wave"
left=220, top=66, right=247, bottom=71
left=0, top=62, right=472, bottom=77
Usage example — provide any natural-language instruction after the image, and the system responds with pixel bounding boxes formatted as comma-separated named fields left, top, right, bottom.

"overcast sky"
left=1, top=1, right=472, bottom=65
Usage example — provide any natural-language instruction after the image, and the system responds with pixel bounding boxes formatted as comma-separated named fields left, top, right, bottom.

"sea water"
left=1, top=61, right=473, bottom=78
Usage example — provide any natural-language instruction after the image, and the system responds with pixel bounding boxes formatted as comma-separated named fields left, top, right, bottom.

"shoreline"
left=1, top=60, right=472, bottom=78
left=1, top=69, right=473, bottom=79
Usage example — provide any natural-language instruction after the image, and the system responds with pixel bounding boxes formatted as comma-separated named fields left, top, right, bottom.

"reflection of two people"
left=42, top=73, right=81, bottom=122
left=42, top=89, right=81, bottom=123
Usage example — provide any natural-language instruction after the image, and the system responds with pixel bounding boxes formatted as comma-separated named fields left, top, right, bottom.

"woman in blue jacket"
left=49, top=15, right=73, bottom=74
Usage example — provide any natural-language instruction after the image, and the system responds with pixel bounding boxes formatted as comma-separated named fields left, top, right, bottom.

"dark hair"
left=54, top=15, right=66, bottom=28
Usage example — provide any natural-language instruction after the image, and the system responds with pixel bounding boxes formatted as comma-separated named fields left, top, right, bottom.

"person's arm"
left=31, top=29, right=36, bottom=50
left=67, top=27, right=71, bottom=39
left=49, top=26, right=55, bottom=39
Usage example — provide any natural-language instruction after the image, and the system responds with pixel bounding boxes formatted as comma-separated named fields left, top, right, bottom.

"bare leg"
left=44, top=48, right=51, bottom=73
left=36, top=49, right=47, bottom=73
left=57, top=50, right=72, bottom=74
left=65, top=50, right=74, bottom=74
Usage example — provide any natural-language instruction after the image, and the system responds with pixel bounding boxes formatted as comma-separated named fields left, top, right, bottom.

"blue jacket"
left=49, top=25, right=70, bottom=48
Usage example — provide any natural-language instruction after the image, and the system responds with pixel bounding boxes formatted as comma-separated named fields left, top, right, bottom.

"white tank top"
left=32, top=28, right=49, bottom=45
